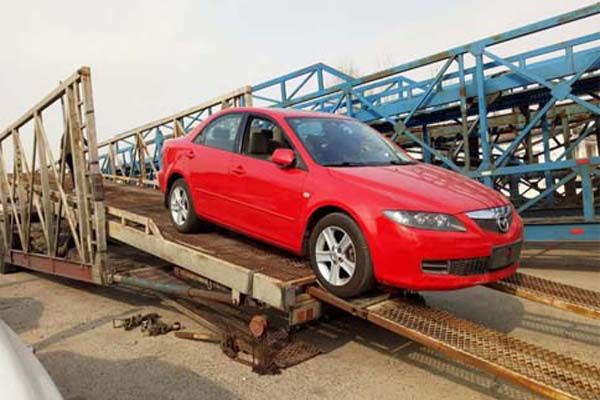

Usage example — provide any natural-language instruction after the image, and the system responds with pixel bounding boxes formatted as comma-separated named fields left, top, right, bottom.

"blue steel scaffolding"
left=98, top=4, right=600, bottom=241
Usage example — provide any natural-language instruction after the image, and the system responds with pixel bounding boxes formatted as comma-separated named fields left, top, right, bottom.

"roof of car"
left=223, top=107, right=350, bottom=119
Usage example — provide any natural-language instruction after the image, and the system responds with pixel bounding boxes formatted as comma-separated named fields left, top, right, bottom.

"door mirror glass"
left=272, top=148, right=295, bottom=168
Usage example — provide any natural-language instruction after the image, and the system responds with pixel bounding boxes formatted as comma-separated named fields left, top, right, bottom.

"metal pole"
left=474, top=50, right=492, bottom=187
left=541, top=114, right=554, bottom=207
left=113, top=274, right=233, bottom=304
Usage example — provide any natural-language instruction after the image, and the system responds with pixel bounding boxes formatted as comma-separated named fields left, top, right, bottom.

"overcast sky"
left=1, top=0, right=598, bottom=145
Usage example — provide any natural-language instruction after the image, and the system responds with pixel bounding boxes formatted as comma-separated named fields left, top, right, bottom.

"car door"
left=228, top=114, right=308, bottom=249
left=188, top=112, right=244, bottom=225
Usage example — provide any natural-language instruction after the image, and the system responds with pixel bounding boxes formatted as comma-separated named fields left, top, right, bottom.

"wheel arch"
left=164, top=172, right=185, bottom=208
left=301, top=204, right=362, bottom=257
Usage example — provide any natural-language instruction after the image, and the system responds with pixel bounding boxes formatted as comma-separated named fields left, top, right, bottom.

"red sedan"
left=158, top=108, right=523, bottom=297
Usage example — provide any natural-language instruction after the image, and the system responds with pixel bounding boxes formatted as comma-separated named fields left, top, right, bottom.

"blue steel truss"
left=98, top=4, right=600, bottom=241
left=249, top=4, right=600, bottom=241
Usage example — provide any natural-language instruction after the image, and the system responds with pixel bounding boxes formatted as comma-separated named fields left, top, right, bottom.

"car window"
left=241, top=116, right=292, bottom=160
left=194, top=114, right=242, bottom=152
left=287, top=117, right=413, bottom=167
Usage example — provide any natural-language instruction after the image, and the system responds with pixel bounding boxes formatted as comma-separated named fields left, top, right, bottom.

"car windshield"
left=286, top=117, right=414, bottom=167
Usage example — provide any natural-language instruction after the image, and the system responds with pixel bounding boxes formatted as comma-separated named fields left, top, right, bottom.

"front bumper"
left=366, top=211, right=523, bottom=290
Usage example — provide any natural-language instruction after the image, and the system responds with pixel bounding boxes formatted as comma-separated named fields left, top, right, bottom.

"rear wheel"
left=168, top=178, right=203, bottom=233
left=308, top=213, right=375, bottom=297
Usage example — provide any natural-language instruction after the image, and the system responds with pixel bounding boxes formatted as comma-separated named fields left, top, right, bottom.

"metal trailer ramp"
left=308, top=286, right=600, bottom=400
left=488, top=272, right=600, bottom=320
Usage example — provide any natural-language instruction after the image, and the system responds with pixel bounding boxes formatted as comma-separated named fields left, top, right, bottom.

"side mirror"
left=272, top=148, right=295, bottom=168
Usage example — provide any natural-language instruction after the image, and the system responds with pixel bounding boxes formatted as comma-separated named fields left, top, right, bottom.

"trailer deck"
left=104, top=182, right=315, bottom=311
left=104, top=183, right=312, bottom=283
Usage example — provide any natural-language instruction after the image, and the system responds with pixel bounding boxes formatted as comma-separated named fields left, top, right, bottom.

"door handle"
left=232, top=165, right=246, bottom=176
left=184, top=150, right=195, bottom=159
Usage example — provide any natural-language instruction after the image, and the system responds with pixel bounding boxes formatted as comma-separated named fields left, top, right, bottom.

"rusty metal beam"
left=7, top=250, right=94, bottom=283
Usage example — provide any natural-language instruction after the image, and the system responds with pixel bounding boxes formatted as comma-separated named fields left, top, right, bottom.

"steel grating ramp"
left=308, top=287, right=600, bottom=400
left=487, top=272, right=600, bottom=320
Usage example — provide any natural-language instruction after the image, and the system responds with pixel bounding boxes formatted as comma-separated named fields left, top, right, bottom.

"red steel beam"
left=7, top=251, right=95, bottom=283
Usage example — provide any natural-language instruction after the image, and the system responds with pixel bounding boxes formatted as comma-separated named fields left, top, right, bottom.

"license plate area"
left=490, top=241, right=522, bottom=270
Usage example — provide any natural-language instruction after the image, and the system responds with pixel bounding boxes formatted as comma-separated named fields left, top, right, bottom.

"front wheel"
left=168, top=179, right=203, bottom=233
left=308, top=213, right=375, bottom=298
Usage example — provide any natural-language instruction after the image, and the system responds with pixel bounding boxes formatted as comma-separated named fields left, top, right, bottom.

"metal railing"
left=97, top=87, right=252, bottom=187
left=0, top=67, right=107, bottom=283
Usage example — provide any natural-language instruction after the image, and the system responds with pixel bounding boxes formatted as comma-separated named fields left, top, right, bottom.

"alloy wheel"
left=315, top=226, right=357, bottom=286
left=170, top=187, right=189, bottom=226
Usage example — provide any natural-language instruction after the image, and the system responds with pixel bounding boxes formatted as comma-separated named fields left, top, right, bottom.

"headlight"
left=383, top=210, right=466, bottom=232
left=465, top=205, right=512, bottom=220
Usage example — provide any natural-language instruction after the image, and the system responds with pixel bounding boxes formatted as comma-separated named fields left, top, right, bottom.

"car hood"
left=328, top=163, right=508, bottom=214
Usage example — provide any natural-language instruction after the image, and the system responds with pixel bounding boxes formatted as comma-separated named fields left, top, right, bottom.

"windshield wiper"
left=388, top=159, right=415, bottom=166
left=323, top=160, right=415, bottom=167
left=322, top=161, right=366, bottom=167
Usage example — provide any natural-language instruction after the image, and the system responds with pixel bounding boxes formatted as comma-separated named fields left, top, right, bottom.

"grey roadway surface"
left=0, top=243, right=598, bottom=400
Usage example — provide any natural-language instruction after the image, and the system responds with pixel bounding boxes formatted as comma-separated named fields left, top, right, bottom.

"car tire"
left=168, top=178, right=203, bottom=233
left=309, top=212, right=375, bottom=298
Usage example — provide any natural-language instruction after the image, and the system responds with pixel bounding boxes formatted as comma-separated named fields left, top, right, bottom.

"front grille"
left=422, top=257, right=491, bottom=276
left=449, top=257, right=490, bottom=275
left=422, top=241, right=521, bottom=276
